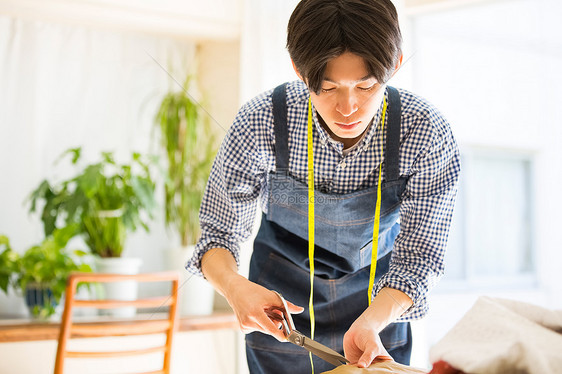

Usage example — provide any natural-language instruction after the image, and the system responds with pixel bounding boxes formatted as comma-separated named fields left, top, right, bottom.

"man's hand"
left=201, top=247, right=304, bottom=342
left=343, top=314, right=393, bottom=368
left=226, top=275, right=304, bottom=341
left=342, top=287, right=413, bottom=367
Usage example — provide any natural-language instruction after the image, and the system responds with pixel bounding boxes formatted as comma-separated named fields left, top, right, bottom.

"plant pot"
left=94, top=256, right=142, bottom=318
left=84, top=209, right=127, bottom=258
left=164, top=245, right=215, bottom=316
left=0, top=286, right=28, bottom=318
left=24, top=283, right=59, bottom=320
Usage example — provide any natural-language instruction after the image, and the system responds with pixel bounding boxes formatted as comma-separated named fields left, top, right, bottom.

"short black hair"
left=287, top=0, right=402, bottom=94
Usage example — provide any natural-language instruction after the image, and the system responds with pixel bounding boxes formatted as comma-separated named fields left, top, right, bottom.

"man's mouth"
left=334, top=121, right=361, bottom=130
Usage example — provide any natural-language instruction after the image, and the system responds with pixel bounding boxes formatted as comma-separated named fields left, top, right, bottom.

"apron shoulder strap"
left=272, top=83, right=289, bottom=171
left=385, top=86, right=402, bottom=181
left=272, top=83, right=401, bottom=179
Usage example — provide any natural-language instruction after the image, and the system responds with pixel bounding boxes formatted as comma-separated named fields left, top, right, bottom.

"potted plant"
left=0, top=235, right=19, bottom=297
left=0, top=227, right=92, bottom=320
left=156, top=76, right=216, bottom=247
left=155, top=76, right=218, bottom=315
left=29, top=147, right=156, bottom=260
left=28, top=148, right=157, bottom=317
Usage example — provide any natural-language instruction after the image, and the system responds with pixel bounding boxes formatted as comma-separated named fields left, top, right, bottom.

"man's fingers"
left=270, top=291, right=303, bottom=314
left=258, top=313, right=287, bottom=342
left=357, top=346, right=377, bottom=368
left=240, top=315, right=285, bottom=342
left=357, top=342, right=394, bottom=368
left=376, top=353, right=393, bottom=361
left=285, top=300, right=305, bottom=314
left=237, top=309, right=285, bottom=341
left=377, top=345, right=393, bottom=361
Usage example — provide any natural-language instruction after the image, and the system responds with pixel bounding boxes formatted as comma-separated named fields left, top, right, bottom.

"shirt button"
left=339, top=162, right=347, bottom=169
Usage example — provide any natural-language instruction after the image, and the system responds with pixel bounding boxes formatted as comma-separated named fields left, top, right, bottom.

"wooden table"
left=0, top=313, right=243, bottom=374
left=0, top=312, right=238, bottom=342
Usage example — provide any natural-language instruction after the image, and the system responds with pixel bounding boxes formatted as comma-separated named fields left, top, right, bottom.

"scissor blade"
left=302, top=336, right=349, bottom=366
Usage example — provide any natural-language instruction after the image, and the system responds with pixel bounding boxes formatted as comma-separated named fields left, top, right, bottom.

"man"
left=186, top=0, right=461, bottom=372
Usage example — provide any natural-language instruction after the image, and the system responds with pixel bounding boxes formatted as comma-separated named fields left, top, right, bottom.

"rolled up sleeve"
left=186, top=107, right=269, bottom=277
left=373, top=110, right=461, bottom=320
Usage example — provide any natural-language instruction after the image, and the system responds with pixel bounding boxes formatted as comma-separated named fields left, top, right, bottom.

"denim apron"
left=246, top=84, right=412, bottom=374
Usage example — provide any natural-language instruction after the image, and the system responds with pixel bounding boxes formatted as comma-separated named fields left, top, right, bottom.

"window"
left=443, top=149, right=536, bottom=287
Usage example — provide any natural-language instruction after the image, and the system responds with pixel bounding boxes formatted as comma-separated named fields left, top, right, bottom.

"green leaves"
left=28, top=147, right=157, bottom=257
left=56, top=147, right=81, bottom=165
left=0, top=234, right=11, bottom=247
left=78, top=164, right=104, bottom=199
left=155, top=77, right=217, bottom=246
left=0, top=232, right=92, bottom=318
left=52, top=223, right=80, bottom=248
left=0, top=236, right=18, bottom=294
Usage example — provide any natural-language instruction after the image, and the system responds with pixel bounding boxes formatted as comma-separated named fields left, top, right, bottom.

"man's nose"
left=336, top=92, right=359, bottom=118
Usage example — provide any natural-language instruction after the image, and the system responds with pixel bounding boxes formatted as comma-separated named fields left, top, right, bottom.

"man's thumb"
left=357, top=347, right=376, bottom=368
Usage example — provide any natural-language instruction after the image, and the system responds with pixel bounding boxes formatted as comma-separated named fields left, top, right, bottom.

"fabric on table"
left=429, top=296, right=562, bottom=374
left=321, top=359, right=427, bottom=374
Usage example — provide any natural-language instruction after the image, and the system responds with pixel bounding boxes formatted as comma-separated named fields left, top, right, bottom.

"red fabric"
left=428, top=361, right=465, bottom=374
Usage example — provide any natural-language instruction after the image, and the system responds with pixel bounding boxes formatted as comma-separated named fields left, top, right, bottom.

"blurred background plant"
left=0, top=227, right=92, bottom=319
left=28, top=148, right=157, bottom=258
left=155, top=76, right=217, bottom=247
left=0, top=235, right=19, bottom=295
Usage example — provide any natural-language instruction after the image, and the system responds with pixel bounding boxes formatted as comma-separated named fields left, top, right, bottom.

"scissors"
left=266, top=291, right=350, bottom=367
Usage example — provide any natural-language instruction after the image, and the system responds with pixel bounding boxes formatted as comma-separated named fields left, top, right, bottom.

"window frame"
left=437, top=146, right=538, bottom=292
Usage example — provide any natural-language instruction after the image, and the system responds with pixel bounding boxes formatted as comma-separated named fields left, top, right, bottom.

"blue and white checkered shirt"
left=186, top=80, right=460, bottom=321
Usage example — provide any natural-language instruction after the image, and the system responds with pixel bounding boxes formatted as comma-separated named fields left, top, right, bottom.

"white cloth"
left=429, top=296, right=562, bottom=374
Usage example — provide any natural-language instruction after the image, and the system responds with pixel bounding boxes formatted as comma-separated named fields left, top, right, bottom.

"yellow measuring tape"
left=307, top=98, right=316, bottom=371
left=368, top=96, right=387, bottom=306
left=306, top=96, right=388, bottom=371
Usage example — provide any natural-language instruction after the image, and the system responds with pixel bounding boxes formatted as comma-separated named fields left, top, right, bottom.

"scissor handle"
left=267, top=293, right=350, bottom=367
left=265, top=308, right=291, bottom=338
left=271, top=291, right=296, bottom=331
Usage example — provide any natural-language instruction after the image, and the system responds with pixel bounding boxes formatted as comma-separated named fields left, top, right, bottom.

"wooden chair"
left=54, top=272, right=180, bottom=374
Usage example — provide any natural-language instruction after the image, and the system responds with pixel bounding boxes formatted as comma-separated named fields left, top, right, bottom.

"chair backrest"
left=54, top=271, right=180, bottom=374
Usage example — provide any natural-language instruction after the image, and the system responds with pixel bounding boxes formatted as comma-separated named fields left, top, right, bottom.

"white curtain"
left=0, top=15, right=196, bottom=314
left=239, top=0, right=300, bottom=103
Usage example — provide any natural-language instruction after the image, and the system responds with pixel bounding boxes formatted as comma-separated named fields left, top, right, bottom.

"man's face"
left=307, top=52, right=387, bottom=147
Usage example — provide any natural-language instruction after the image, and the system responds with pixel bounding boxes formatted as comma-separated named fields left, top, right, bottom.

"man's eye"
left=358, top=84, right=376, bottom=91
left=321, top=87, right=335, bottom=93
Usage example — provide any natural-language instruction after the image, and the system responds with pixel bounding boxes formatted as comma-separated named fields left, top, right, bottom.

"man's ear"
left=291, top=59, right=304, bottom=81
left=390, top=53, right=403, bottom=78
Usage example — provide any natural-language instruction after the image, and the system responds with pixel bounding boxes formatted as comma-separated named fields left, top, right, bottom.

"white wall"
left=238, top=0, right=300, bottom=103
left=0, top=0, right=241, bottom=40
left=0, top=2, right=242, bottom=315
left=0, top=14, right=191, bottom=249
left=403, top=0, right=562, bottom=368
